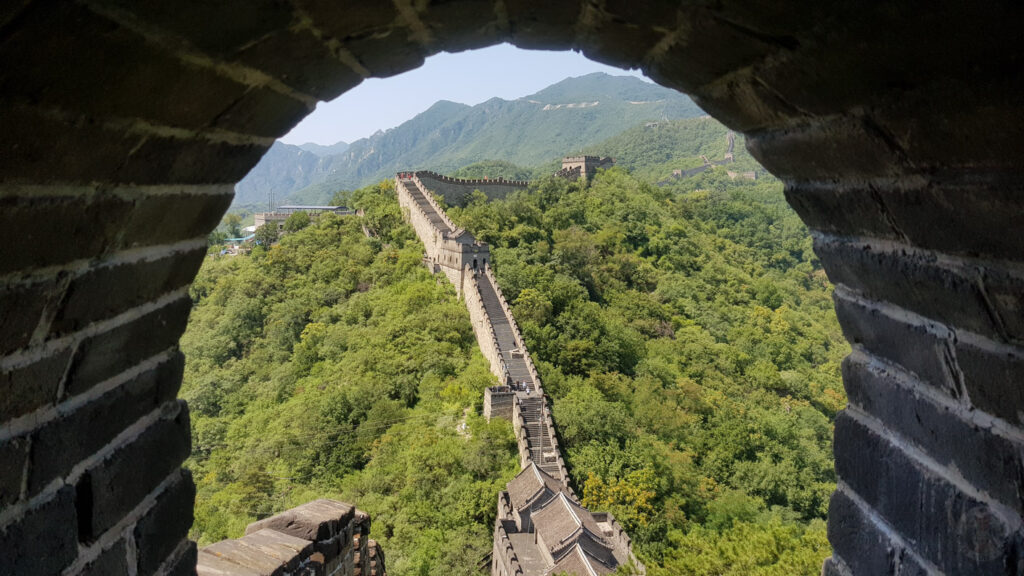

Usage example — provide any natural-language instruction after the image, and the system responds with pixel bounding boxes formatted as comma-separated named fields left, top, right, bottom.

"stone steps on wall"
left=476, top=274, right=536, bottom=386
left=400, top=178, right=450, bottom=232
left=518, top=396, right=563, bottom=479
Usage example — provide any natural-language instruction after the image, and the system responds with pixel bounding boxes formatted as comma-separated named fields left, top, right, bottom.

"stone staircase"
left=476, top=274, right=563, bottom=478
left=476, top=274, right=533, bottom=386
left=518, top=396, right=562, bottom=478
left=400, top=177, right=450, bottom=232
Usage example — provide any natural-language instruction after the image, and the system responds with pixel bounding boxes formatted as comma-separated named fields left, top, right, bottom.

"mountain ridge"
left=233, top=73, right=703, bottom=207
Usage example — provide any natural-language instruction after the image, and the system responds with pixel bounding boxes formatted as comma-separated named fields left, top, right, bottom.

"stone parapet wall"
left=396, top=176, right=489, bottom=295
left=591, top=511, right=646, bottom=575
left=462, top=270, right=512, bottom=384
left=414, top=171, right=529, bottom=205
left=406, top=174, right=461, bottom=232
left=510, top=396, right=533, bottom=470
left=481, top=267, right=544, bottom=391
left=197, top=499, right=382, bottom=576
left=492, top=493, right=525, bottom=576
left=539, top=400, right=572, bottom=488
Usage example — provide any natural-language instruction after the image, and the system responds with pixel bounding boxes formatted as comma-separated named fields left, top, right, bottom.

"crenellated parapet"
left=196, top=499, right=385, bottom=576
left=412, top=170, right=530, bottom=205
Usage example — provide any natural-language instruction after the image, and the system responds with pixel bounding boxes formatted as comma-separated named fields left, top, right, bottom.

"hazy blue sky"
left=280, top=44, right=649, bottom=145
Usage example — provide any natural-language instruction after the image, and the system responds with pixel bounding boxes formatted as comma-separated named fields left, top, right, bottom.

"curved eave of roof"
left=545, top=543, right=615, bottom=576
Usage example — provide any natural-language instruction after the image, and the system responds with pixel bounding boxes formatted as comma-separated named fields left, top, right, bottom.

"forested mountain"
left=233, top=142, right=323, bottom=207
left=585, top=116, right=762, bottom=181
left=233, top=73, right=701, bottom=208
left=297, top=141, right=349, bottom=156
left=189, top=132, right=846, bottom=573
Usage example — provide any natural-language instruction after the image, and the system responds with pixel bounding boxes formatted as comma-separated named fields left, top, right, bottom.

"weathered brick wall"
left=1, top=2, right=1022, bottom=575
left=484, top=386, right=516, bottom=420
left=196, top=499, right=381, bottom=576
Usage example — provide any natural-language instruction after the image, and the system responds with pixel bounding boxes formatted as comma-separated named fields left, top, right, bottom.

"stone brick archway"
left=1, top=2, right=1022, bottom=575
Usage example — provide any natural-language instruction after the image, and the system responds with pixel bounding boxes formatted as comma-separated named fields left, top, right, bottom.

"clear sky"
left=279, top=43, right=650, bottom=146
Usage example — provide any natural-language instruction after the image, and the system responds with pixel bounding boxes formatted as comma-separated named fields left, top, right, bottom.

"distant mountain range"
left=234, top=73, right=703, bottom=208
left=297, top=141, right=350, bottom=156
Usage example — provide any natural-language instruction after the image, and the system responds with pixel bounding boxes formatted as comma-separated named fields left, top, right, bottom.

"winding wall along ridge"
left=395, top=172, right=644, bottom=576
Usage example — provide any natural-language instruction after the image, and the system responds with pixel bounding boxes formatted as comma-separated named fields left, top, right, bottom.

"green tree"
left=254, top=223, right=278, bottom=246
left=223, top=213, right=243, bottom=237
left=207, top=229, right=227, bottom=246
left=283, top=210, right=311, bottom=233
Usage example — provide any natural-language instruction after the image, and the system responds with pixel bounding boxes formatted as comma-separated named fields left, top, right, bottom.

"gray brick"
left=817, top=237, right=999, bottom=338
left=77, top=539, right=129, bottom=576
left=0, top=279, right=58, bottom=355
left=246, top=499, right=355, bottom=542
left=342, top=28, right=427, bottom=79
left=0, top=436, right=29, bottom=507
left=646, top=9, right=777, bottom=91
left=78, top=401, right=191, bottom=540
left=416, top=0, right=504, bottom=53
left=134, top=469, right=196, bottom=576
left=233, top=28, right=363, bottom=100
left=64, top=297, right=191, bottom=397
left=120, top=193, right=233, bottom=250
left=835, top=412, right=1021, bottom=575
left=833, top=294, right=957, bottom=398
left=0, top=2, right=259, bottom=131
left=0, top=348, right=72, bottom=422
left=956, top=340, right=1024, bottom=427
left=0, top=195, right=132, bottom=274
left=0, top=486, right=78, bottom=576
left=28, top=353, right=185, bottom=497
left=164, top=541, right=198, bottom=576
left=90, top=0, right=295, bottom=58
left=843, top=355, right=1024, bottom=516
left=51, top=249, right=206, bottom=336
left=828, top=489, right=937, bottom=576
left=504, top=0, right=580, bottom=50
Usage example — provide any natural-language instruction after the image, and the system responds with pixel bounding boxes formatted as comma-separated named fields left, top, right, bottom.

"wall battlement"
left=196, top=499, right=385, bottom=576
left=559, top=156, right=614, bottom=182
left=411, top=170, right=530, bottom=205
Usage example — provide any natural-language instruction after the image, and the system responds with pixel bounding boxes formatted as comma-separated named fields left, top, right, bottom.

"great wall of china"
left=395, top=172, right=644, bottom=576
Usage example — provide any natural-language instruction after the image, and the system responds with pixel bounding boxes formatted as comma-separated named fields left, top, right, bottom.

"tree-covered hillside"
left=181, top=185, right=518, bottom=575
left=450, top=159, right=536, bottom=181
left=585, top=116, right=762, bottom=183
left=446, top=168, right=845, bottom=575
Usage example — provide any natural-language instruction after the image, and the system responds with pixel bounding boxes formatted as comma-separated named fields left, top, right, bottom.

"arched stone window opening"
left=0, top=4, right=1020, bottom=576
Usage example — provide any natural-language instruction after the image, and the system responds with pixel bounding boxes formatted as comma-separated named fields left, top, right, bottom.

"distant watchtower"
left=558, top=155, right=614, bottom=182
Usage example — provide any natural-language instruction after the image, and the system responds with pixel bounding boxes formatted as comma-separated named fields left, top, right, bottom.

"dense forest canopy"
left=443, top=167, right=845, bottom=574
left=187, top=116, right=847, bottom=575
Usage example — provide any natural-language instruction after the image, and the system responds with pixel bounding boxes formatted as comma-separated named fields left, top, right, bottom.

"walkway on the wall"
left=398, top=175, right=454, bottom=233
left=395, top=173, right=565, bottom=484
left=475, top=274, right=562, bottom=479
